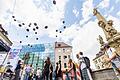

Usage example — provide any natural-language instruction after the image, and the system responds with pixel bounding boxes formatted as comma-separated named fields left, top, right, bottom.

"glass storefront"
left=19, top=43, right=55, bottom=70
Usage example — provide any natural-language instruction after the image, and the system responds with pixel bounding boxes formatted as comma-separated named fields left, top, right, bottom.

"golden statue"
left=98, top=35, right=105, bottom=47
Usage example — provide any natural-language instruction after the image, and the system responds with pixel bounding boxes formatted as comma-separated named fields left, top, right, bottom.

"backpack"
left=73, top=63, right=76, bottom=72
left=83, top=57, right=90, bottom=68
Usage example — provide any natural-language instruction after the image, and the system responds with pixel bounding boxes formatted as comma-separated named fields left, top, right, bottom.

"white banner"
left=0, top=52, right=7, bottom=65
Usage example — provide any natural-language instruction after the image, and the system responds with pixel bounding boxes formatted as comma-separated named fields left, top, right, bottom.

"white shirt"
left=107, top=48, right=120, bottom=68
left=36, top=69, right=41, bottom=76
left=107, top=48, right=115, bottom=58
left=79, top=57, right=86, bottom=70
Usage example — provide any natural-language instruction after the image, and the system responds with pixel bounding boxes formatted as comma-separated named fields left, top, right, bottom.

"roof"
left=93, top=51, right=105, bottom=60
left=0, top=24, right=6, bottom=34
left=55, top=42, right=72, bottom=48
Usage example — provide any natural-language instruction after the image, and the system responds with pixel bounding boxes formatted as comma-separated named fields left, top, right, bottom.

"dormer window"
left=58, top=44, right=61, bottom=47
left=64, top=56, right=67, bottom=59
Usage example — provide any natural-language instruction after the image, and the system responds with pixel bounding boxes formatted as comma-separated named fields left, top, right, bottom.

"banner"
left=0, top=53, right=7, bottom=65
left=7, top=49, right=21, bottom=71
left=8, top=49, right=21, bottom=59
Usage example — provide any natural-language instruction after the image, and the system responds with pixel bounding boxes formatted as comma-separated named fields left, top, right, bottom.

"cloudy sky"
left=1, top=0, right=120, bottom=69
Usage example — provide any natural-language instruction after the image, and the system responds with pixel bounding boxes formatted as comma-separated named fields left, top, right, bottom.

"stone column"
left=93, top=8, right=120, bottom=56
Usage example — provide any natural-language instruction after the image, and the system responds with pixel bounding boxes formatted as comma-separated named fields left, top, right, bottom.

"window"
left=97, top=66, right=100, bottom=69
left=58, top=44, right=61, bottom=47
left=98, top=59, right=101, bottom=62
left=64, top=56, right=67, bottom=59
left=64, top=63, right=67, bottom=68
left=68, top=55, right=70, bottom=59
left=102, top=64, right=104, bottom=68
left=58, top=49, right=61, bottom=52
left=59, top=56, right=61, bottom=60
left=63, top=49, right=65, bottom=52
left=66, top=49, right=70, bottom=52
left=95, top=60, right=97, bottom=64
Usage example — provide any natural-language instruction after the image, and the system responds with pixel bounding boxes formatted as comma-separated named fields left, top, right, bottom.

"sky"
left=1, top=0, right=120, bottom=69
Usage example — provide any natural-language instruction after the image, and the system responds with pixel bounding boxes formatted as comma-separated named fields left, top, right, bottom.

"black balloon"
left=28, top=44, right=30, bottom=46
left=12, top=16, right=15, bottom=18
left=53, top=0, right=56, bottom=4
left=34, top=23, right=37, bottom=26
left=14, top=19, right=16, bottom=21
left=35, top=32, right=37, bottom=34
left=44, top=26, right=48, bottom=29
left=26, top=36, right=28, bottom=38
left=63, top=21, right=65, bottom=24
left=28, top=23, right=31, bottom=27
left=22, top=23, right=25, bottom=25
left=36, top=26, right=39, bottom=29
left=64, top=26, right=66, bottom=29
left=56, top=30, right=58, bottom=32
left=20, top=41, right=22, bottom=43
left=18, top=24, right=22, bottom=27
left=56, top=35, right=57, bottom=37
left=59, top=31, right=62, bottom=33
left=36, top=38, right=38, bottom=40
left=26, top=29, right=29, bottom=32
left=33, top=28, right=36, bottom=31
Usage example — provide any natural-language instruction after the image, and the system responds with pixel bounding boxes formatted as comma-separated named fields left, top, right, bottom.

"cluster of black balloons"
left=55, top=20, right=67, bottom=37
left=12, top=1, right=68, bottom=47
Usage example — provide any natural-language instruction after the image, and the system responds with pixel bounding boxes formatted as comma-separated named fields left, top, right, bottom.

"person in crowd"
left=44, top=57, right=51, bottom=80
left=36, top=68, right=41, bottom=80
left=14, top=60, right=22, bottom=80
left=76, top=54, right=82, bottom=80
left=78, top=52, right=93, bottom=80
left=41, top=60, right=47, bottom=80
left=65, top=69, right=70, bottom=80
left=103, top=44, right=120, bottom=78
left=49, top=62, right=53, bottom=80
left=20, top=65, right=25, bottom=80
left=5, top=62, right=14, bottom=79
left=68, top=59, right=76, bottom=80
left=28, top=64, right=34, bottom=80
left=19, top=61, right=24, bottom=80
left=57, top=61, right=62, bottom=80
left=55, top=62, right=59, bottom=80
left=24, top=64, right=32, bottom=80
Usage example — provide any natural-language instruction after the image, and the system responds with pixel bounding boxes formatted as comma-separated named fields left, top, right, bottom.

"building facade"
left=93, top=51, right=112, bottom=70
left=0, top=24, right=12, bottom=52
left=19, top=43, right=55, bottom=70
left=0, top=24, right=12, bottom=73
left=55, top=42, right=72, bottom=70
left=0, top=24, right=12, bottom=64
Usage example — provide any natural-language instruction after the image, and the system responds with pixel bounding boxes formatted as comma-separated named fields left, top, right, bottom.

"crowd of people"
left=0, top=51, right=93, bottom=80
left=1, top=45, right=120, bottom=80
